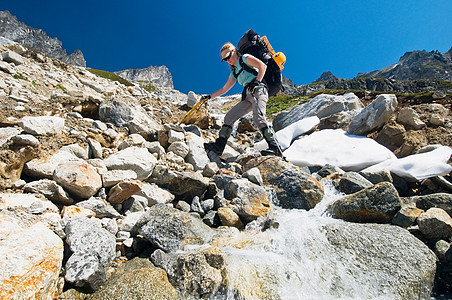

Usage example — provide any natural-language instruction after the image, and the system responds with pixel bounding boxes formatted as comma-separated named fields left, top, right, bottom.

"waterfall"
left=209, top=180, right=423, bottom=300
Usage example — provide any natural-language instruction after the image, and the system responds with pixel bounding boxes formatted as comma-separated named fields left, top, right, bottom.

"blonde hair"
left=220, top=42, right=236, bottom=57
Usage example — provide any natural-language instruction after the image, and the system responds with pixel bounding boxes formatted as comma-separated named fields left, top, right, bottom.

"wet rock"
left=225, top=179, right=271, bottom=222
left=244, top=156, right=324, bottom=210
left=218, top=207, right=244, bottom=229
left=328, top=182, right=402, bottom=223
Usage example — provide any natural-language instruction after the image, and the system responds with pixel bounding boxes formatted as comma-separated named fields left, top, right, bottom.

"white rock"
left=19, top=116, right=65, bottom=136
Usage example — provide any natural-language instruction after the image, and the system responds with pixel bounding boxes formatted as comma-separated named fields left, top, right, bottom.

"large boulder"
left=134, top=204, right=216, bottom=253
left=347, top=94, right=397, bottom=136
left=273, top=93, right=364, bottom=131
left=0, top=214, right=64, bottom=300
left=243, top=156, right=324, bottom=210
left=64, top=216, right=116, bottom=291
left=328, top=182, right=402, bottom=223
left=99, top=97, right=162, bottom=140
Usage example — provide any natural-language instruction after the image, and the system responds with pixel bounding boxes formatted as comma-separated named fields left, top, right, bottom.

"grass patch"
left=56, top=84, right=66, bottom=92
left=13, top=72, right=28, bottom=81
left=143, top=82, right=159, bottom=93
left=87, top=68, right=133, bottom=86
left=266, top=94, right=308, bottom=118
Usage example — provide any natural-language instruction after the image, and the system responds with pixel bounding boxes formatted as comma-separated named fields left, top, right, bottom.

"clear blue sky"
left=3, top=0, right=452, bottom=95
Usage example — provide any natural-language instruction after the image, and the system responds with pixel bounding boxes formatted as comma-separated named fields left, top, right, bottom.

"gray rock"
left=87, top=257, right=178, bottom=299
left=185, top=132, right=211, bottom=171
left=1, top=50, right=24, bottom=65
left=273, top=93, right=363, bottom=131
left=64, top=216, right=116, bottom=291
left=99, top=98, right=162, bottom=140
left=103, top=146, right=157, bottom=181
left=19, top=116, right=65, bottom=136
left=417, top=208, right=452, bottom=240
left=338, top=172, right=373, bottom=194
left=24, top=179, right=73, bottom=205
left=134, top=204, right=216, bottom=252
left=410, top=193, right=452, bottom=217
left=76, top=198, right=121, bottom=218
left=244, top=156, right=324, bottom=210
left=347, top=94, right=397, bottom=136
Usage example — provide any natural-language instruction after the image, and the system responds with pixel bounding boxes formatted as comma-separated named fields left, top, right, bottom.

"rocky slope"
left=0, top=10, right=86, bottom=67
left=0, top=36, right=452, bottom=299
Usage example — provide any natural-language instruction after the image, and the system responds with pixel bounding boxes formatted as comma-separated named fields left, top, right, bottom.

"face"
left=223, top=50, right=236, bottom=65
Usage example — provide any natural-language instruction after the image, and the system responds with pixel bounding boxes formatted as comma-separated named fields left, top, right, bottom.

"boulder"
left=243, top=156, right=324, bottom=210
left=417, top=208, right=452, bottom=240
left=328, top=182, right=402, bottom=223
left=273, top=93, right=364, bottom=131
left=64, top=216, right=116, bottom=291
left=134, top=204, right=216, bottom=253
left=0, top=214, right=63, bottom=300
left=88, top=257, right=179, bottom=300
left=19, top=116, right=65, bottom=136
left=53, top=161, right=102, bottom=199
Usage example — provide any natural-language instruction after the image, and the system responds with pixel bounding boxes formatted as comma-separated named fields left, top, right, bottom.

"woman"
left=201, top=42, right=282, bottom=157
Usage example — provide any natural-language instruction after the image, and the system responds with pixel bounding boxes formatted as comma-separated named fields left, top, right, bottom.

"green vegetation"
left=87, top=68, right=134, bottom=86
left=56, top=84, right=66, bottom=92
left=143, top=82, right=159, bottom=93
left=13, top=72, right=28, bottom=81
left=439, top=80, right=452, bottom=89
left=266, top=94, right=309, bottom=118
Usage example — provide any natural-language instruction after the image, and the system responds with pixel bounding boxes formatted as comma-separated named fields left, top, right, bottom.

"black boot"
left=204, top=137, right=227, bottom=155
left=260, top=126, right=283, bottom=157
left=204, top=125, right=232, bottom=156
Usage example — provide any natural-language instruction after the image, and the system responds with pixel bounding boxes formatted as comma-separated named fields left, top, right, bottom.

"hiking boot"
left=260, top=126, right=283, bottom=157
left=261, top=144, right=283, bottom=157
left=204, top=137, right=227, bottom=155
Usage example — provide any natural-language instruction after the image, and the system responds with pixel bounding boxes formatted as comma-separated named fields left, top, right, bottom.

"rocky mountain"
left=114, top=65, right=174, bottom=89
left=0, top=10, right=86, bottom=67
left=357, top=48, right=452, bottom=81
left=300, top=48, right=452, bottom=96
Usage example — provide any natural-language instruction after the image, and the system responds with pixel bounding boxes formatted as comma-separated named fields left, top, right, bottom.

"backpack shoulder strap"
left=239, top=55, right=258, bottom=76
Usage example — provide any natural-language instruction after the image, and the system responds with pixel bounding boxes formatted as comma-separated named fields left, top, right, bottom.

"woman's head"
left=220, top=42, right=236, bottom=63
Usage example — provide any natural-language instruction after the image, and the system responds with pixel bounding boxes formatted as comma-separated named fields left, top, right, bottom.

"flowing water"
left=207, top=181, right=419, bottom=300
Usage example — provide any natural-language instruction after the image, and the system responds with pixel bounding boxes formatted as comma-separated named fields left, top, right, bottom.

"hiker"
left=202, top=42, right=282, bottom=157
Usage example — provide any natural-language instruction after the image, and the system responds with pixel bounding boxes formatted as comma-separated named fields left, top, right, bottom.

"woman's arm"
left=209, top=76, right=236, bottom=99
left=245, top=55, right=267, bottom=82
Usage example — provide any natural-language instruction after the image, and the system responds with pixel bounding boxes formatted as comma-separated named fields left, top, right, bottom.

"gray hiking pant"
left=223, top=87, right=268, bottom=130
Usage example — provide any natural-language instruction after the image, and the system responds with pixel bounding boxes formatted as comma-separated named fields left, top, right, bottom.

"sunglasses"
left=222, top=52, right=232, bottom=62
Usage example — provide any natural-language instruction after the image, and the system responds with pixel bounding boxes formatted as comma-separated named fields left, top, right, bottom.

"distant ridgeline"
left=297, top=48, right=452, bottom=96
left=0, top=10, right=175, bottom=89
left=114, top=66, right=174, bottom=90
left=0, top=10, right=86, bottom=67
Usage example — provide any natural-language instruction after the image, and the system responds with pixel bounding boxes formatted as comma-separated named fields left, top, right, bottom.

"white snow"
left=280, top=126, right=451, bottom=181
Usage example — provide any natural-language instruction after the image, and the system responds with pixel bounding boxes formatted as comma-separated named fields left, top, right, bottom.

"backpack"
left=234, top=29, right=285, bottom=97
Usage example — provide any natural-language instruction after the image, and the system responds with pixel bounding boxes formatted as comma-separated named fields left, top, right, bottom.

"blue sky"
left=3, top=0, right=452, bottom=95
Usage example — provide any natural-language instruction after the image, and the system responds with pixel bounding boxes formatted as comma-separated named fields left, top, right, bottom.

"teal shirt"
left=229, top=54, right=259, bottom=87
